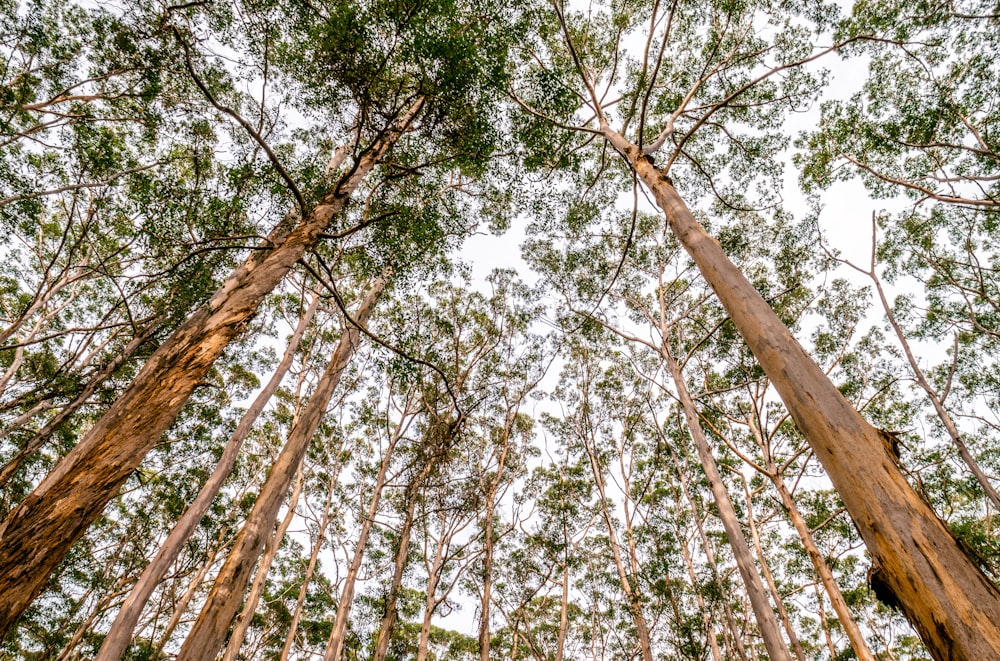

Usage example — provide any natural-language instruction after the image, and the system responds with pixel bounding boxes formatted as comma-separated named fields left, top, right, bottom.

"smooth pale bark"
left=416, top=515, right=448, bottom=661
left=0, top=98, right=423, bottom=634
left=676, top=524, right=725, bottom=661
left=177, top=276, right=386, bottom=661
left=372, top=490, right=420, bottom=661
left=0, top=317, right=161, bottom=488
left=769, top=468, right=875, bottom=661
left=604, top=127, right=1000, bottom=659
left=555, top=563, right=569, bottom=661
left=150, top=529, right=229, bottom=658
left=281, top=466, right=337, bottom=660
left=221, top=465, right=306, bottom=661
left=669, top=438, right=749, bottom=661
left=582, top=439, right=654, bottom=661
left=746, top=404, right=876, bottom=661
left=96, top=295, right=317, bottom=661
left=372, top=428, right=448, bottom=661
left=323, top=401, right=412, bottom=661
left=661, top=346, right=794, bottom=661
left=737, top=474, right=806, bottom=661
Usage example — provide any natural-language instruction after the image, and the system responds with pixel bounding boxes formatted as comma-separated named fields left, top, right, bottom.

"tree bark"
left=604, top=127, right=1000, bottom=660
left=0, top=97, right=422, bottom=635
left=280, top=463, right=337, bottom=661
left=95, top=295, right=317, bottom=661
left=221, top=464, right=306, bottom=661
left=372, top=488, right=420, bottom=661
left=322, top=398, right=413, bottom=661
left=661, top=345, right=793, bottom=661
left=176, top=276, right=386, bottom=661
left=0, top=316, right=161, bottom=488
left=582, top=438, right=654, bottom=661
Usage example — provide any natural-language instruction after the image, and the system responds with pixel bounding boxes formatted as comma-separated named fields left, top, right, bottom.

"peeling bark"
left=176, top=276, right=386, bottom=661
left=0, top=98, right=422, bottom=634
left=602, top=128, right=1000, bottom=660
left=95, top=295, right=317, bottom=661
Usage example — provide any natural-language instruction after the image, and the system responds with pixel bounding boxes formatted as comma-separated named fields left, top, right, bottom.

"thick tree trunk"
left=479, top=505, right=495, bottom=661
left=323, top=402, right=412, bottom=661
left=605, top=128, right=1000, bottom=660
left=0, top=316, right=160, bottom=488
left=0, top=98, right=422, bottom=635
left=177, top=277, right=386, bottom=661
left=221, top=465, right=306, bottom=661
left=95, top=295, right=317, bottom=661
left=662, top=346, right=793, bottom=661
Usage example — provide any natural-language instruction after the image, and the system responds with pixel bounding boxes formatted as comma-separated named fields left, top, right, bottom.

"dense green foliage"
left=0, top=0, right=997, bottom=658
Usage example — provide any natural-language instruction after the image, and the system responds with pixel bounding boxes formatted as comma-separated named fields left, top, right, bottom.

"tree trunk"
left=0, top=316, right=161, bottom=488
left=661, top=345, right=794, bottom=661
left=221, top=464, right=306, bottom=661
left=582, top=439, right=654, bottom=661
left=605, top=128, right=1000, bottom=660
left=372, top=490, right=420, bottom=661
left=555, top=562, right=569, bottom=661
left=176, top=277, right=386, bottom=661
left=416, top=516, right=447, bottom=661
left=737, top=474, right=806, bottom=661
left=669, top=441, right=748, bottom=661
left=96, top=295, right=317, bottom=661
left=323, top=399, right=412, bottom=661
left=281, top=462, right=337, bottom=661
left=150, top=530, right=229, bottom=658
left=0, top=98, right=422, bottom=635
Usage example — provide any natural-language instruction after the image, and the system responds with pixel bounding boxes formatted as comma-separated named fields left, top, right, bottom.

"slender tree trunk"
left=865, top=253, right=1000, bottom=511
left=815, top=582, right=839, bottom=660
left=479, top=501, right=495, bottom=661
left=582, top=440, right=654, bottom=661
left=677, top=526, right=725, bottom=661
left=670, top=444, right=748, bottom=661
left=281, top=464, right=337, bottom=661
left=555, top=562, right=569, bottom=661
left=221, top=465, right=306, bottom=661
left=661, top=345, right=793, bottom=661
left=96, top=295, right=317, bottom=661
left=605, top=127, right=1000, bottom=660
left=150, top=532, right=228, bottom=658
left=773, top=468, right=875, bottom=659
left=416, top=521, right=447, bottom=661
left=372, top=491, right=420, bottom=661
left=323, top=402, right=412, bottom=661
left=737, top=475, right=806, bottom=661
left=177, top=277, right=386, bottom=660
left=0, top=98, right=422, bottom=634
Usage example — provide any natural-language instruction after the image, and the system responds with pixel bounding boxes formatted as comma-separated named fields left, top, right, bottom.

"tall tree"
left=512, top=0, right=1000, bottom=656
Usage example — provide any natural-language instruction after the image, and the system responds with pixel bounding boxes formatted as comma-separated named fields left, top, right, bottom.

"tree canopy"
left=0, top=0, right=998, bottom=659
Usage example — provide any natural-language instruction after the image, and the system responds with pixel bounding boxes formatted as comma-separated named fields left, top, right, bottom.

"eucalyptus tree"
left=0, top=0, right=515, bottom=632
left=511, top=0, right=1000, bottom=655
left=799, top=2, right=1000, bottom=527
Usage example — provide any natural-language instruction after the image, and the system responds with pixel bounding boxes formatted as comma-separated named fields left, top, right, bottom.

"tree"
left=511, top=0, right=1000, bottom=656
left=0, top=0, right=513, bottom=632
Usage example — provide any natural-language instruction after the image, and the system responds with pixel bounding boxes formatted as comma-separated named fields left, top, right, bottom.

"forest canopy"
left=0, top=0, right=998, bottom=659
